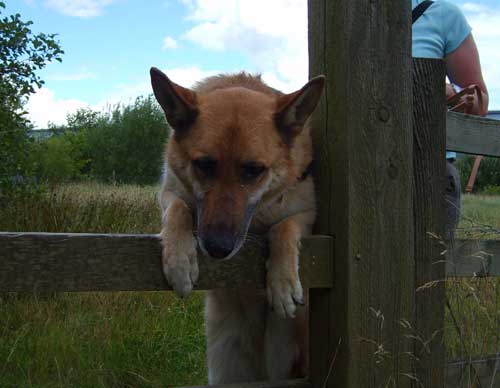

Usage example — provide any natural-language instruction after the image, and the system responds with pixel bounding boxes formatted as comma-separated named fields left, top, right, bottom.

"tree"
left=30, top=135, right=85, bottom=183
left=85, top=96, right=170, bottom=184
left=0, top=1, right=63, bottom=198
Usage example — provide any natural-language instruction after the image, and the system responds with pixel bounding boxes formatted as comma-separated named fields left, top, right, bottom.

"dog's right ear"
left=150, top=67, right=198, bottom=134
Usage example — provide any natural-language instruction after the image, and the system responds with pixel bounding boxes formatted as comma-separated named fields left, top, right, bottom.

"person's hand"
left=446, top=84, right=484, bottom=116
left=446, top=83, right=456, bottom=99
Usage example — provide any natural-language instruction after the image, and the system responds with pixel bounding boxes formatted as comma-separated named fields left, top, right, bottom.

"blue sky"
left=4, top=0, right=500, bottom=128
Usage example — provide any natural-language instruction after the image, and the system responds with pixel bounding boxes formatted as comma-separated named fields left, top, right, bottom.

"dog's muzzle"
left=200, top=226, right=235, bottom=259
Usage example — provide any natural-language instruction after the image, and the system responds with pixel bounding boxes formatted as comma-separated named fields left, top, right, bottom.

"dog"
left=150, top=67, right=325, bottom=384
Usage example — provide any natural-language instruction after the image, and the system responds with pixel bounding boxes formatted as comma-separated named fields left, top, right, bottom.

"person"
left=412, top=0, right=489, bottom=239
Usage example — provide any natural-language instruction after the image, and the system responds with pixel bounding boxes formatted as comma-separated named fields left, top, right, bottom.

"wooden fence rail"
left=449, top=239, right=500, bottom=277
left=447, top=111, right=500, bottom=157
left=3, top=233, right=500, bottom=294
left=446, top=354, right=500, bottom=388
left=0, top=232, right=332, bottom=293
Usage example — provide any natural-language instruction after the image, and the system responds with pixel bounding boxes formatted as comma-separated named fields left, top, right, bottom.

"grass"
left=0, top=183, right=207, bottom=387
left=445, top=194, right=500, bottom=360
left=2, top=184, right=500, bottom=386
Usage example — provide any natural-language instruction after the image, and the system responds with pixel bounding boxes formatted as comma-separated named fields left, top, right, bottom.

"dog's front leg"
left=160, top=190, right=198, bottom=298
left=266, top=211, right=314, bottom=319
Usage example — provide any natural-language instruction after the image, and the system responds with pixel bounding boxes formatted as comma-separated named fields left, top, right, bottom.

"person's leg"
left=445, top=160, right=462, bottom=240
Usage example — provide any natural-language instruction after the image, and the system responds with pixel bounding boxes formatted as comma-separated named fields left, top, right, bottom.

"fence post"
left=308, top=1, right=414, bottom=387
left=412, top=58, right=446, bottom=387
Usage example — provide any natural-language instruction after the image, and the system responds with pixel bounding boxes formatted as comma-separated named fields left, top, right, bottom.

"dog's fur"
left=150, top=68, right=324, bottom=384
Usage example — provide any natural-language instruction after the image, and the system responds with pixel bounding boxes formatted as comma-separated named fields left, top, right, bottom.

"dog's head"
left=151, top=68, right=324, bottom=260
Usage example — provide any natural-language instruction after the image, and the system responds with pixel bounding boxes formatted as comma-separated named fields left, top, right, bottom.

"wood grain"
left=412, top=59, right=447, bottom=387
left=308, top=1, right=414, bottom=387
left=0, top=232, right=332, bottom=292
left=447, top=111, right=500, bottom=157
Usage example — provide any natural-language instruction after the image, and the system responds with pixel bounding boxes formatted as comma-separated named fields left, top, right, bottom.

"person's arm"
left=446, top=34, right=489, bottom=116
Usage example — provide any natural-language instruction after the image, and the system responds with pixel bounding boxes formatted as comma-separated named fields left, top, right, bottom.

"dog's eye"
left=192, top=157, right=217, bottom=177
left=242, top=162, right=267, bottom=182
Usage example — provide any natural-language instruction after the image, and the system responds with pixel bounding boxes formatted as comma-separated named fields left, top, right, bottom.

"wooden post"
left=412, top=59, right=446, bottom=387
left=308, top=1, right=414, bottom=387
left=465, top=156, right=483, bottom=193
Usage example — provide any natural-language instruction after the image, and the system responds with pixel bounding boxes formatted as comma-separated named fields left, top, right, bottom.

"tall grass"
left=0, top=183, right=207, bottom=387
left=446, top=194, right=500, bottom=361
left=0, top=182, right=160, bottom=233
left=2, top=184, right=500, bottom=386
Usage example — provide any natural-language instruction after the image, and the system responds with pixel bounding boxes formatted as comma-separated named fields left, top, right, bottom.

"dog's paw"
left=162, top=234, right=199, bottom=298
left=266, top=260, right=303, bottom=319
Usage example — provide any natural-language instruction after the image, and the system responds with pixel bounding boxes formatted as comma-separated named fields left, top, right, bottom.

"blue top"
left=412, top=0, right=472, bottom=159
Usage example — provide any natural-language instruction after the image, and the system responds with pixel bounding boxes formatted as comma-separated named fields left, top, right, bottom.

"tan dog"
left=150, top=68, right=324, bottom=384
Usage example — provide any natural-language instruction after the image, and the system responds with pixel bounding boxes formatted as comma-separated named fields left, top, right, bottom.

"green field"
left=0, top=183, right=206, bottom=387
left=446, top=194, right=500, bottom=361
left=1, top=184, right=500, bottom=386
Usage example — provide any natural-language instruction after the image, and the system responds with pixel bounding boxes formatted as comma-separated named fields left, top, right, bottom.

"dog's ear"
left=274, top=75, right=325, bottom=144
left=150, top=67, right=198, bottom=134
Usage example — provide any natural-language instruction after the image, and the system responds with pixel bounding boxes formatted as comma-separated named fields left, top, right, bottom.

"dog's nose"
left=203, top=234, right=235, bottom=259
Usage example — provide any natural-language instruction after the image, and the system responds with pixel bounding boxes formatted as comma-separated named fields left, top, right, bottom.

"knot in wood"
left=388, top=162, right=398, bottom=180
left=377, top=106, right=390, bottom=122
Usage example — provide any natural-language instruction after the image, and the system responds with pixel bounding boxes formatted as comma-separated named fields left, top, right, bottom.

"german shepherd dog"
left=150, top=68, right=324, bottom=384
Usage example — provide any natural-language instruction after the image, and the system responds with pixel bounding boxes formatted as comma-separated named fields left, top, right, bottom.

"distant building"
left=488, top=110, right=500, bottom=121
left=27, top=129, right=53, bottom=141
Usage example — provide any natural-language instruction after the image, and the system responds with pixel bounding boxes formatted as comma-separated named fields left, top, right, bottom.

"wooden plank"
left=447, top=111, right=500, bottom=157
left=447, top=239, right=500, bottom=278
left=446, top=354, right=500, bottom=387
left=0, top=232, right=332, bottom=292
left=176, top=378, right=310, bottom=388
left=412, top=59, right=447, bottom=387
left=308, top=1, right=413, bottom=387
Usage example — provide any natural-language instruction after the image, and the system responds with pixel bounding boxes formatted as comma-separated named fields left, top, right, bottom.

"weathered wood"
left=308, top=1, right=413, bottom=387
left=447, top=239, right=500, bottom=278
left=412, top=58, right=447, bottom=387
left=0, top=232, right=332, bottom=292
left=446, top=355, right=500, bottom=388
left=177, top=378, right=311, bottom=388
left=447, top=111, right=500, bottom=157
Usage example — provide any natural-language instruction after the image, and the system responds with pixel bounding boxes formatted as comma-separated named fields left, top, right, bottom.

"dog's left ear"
left=274, top=75, right=326, bottom=144
left=150, top=67, right=198, bottom=135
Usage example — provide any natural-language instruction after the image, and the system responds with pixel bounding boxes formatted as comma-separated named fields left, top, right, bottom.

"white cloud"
left=25, top=66, right=219, bottom=128
left=181, top=0, right=308, bottom=93
left=97, top=66, right=218, bottom=106
left=162, top=36, right=179, bottom=50
left=160, top=66, right=219, bottom=88
left=461, top=2, right=500, bottom=110
left=44, top=0, right=115, bottom=18
left=178, top=1, right=499, bottom=105
left=26, top=87, right=90, bottom=128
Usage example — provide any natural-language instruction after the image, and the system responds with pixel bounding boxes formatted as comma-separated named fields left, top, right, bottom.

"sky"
left=4, top=0, right=500, bottom=128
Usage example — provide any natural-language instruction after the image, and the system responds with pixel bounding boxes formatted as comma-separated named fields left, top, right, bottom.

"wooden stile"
left=412, top=59, right=447, bottom=387
left=308, top=1, right=414, bottom=387
left=3, top=2, right=500, bottom=386
left=0, top=232, right=332, bottom=292
left=447, top=111, right=500, bottom=157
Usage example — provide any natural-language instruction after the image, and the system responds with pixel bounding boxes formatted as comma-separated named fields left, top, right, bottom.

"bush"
left=0, top=1, right=63, bottom=200
left=455, top=155, right=500, bottom=193
left=478, top=185, right=500, bottom=196
left=29, top=96, right=170, bottom=185
left=85, top=96, right=169, bottom=184
left=30, top=134, right=86, bottom=183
